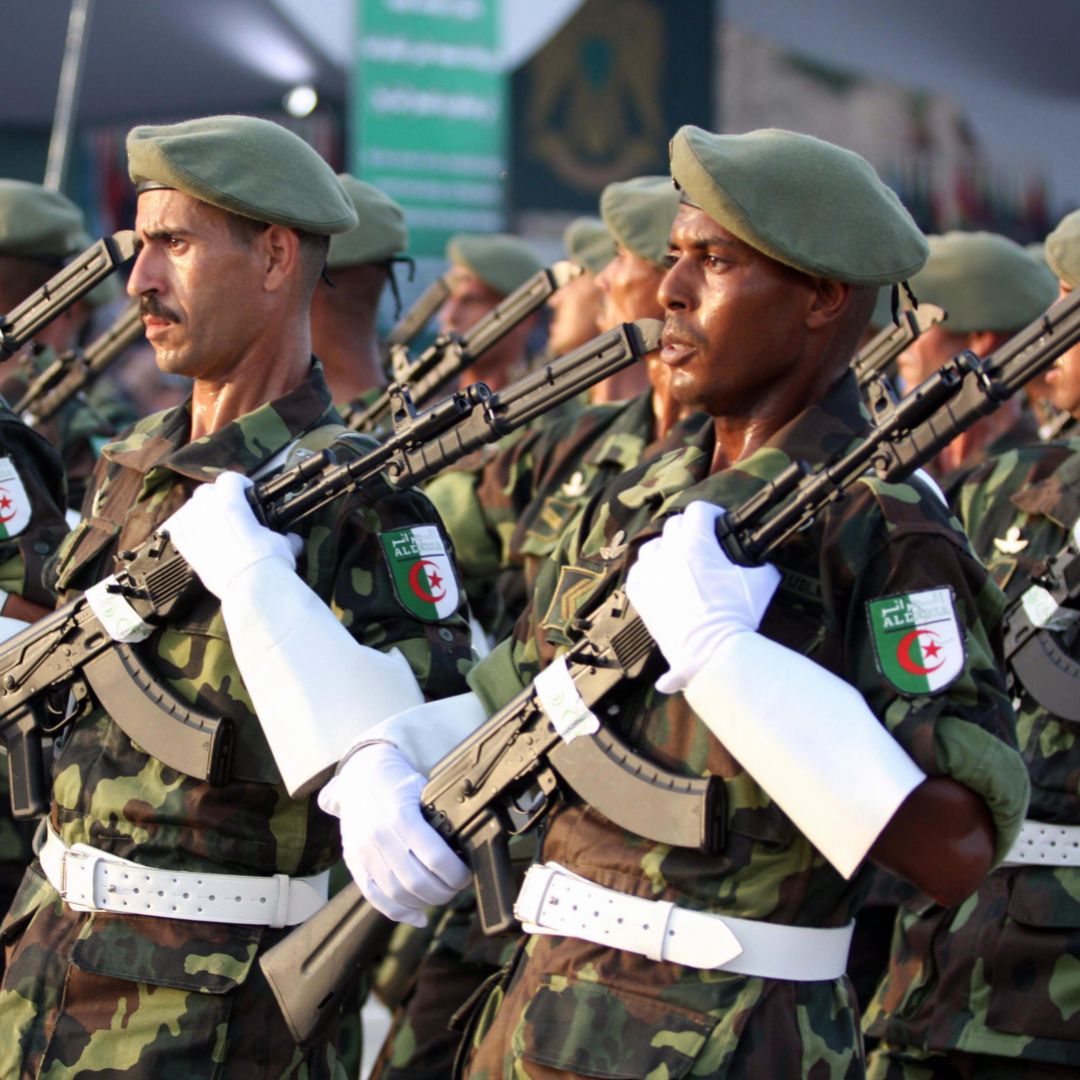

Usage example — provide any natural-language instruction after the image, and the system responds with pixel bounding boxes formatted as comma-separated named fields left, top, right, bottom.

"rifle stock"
left=385, top=273, right=450, bottom=348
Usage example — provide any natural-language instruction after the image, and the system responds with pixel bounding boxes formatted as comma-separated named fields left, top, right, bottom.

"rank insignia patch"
left=867, top=587, right=964, bottom=696
left=379, top=525, right=461, bottom=622
left=0, top=457, right=32, bottom=539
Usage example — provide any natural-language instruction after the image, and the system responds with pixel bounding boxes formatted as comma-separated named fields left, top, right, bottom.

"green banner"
left=352, top=0, right=507, bottom=261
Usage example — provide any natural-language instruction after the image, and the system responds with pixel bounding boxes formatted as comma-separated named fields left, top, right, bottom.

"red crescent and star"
left=0, top=487, right=15, bottom=524
left=896, top=629, right=944, bottom=676
left=408, top=558, right=446, bottom=603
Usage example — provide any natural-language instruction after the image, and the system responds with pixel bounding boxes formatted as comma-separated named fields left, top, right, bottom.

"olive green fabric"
left=0, top=180, right=84, bottom=260
left=563, top=216, right=614, bottom=274
left=599, top=175, right=680, bottom=267
left=910, top=231, right=1057, bottom=333
left=1046, top=209, right=1080, bottom=289
left=126, top=114, right=357, bottom=234
left=328, top=173, right=408, bottom=269
left=669, top=125, right=928, bottom=285
left=446, top=233, right=542, bottom=297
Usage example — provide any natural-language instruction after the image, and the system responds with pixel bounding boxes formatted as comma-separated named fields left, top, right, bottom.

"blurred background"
left=6, top=0, right=1079, bottom=315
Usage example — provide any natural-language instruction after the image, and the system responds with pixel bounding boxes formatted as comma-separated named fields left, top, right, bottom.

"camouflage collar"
left=583, top=391, right=655, bottom=470
left=1010, top=443, right=1080, bottom=530
left=101, top=360, right=337, bottom=483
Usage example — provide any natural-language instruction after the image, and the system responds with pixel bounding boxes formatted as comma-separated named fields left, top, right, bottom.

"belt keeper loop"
left=270, top=873, right=290, bottom=928
left=645, top=899, right=676, bottom=962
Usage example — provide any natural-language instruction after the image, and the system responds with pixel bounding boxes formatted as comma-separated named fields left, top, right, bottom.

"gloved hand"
left=319, top=742, right=471, bottom=927
left=626, top=500, right=781, bottom=693
left=161, top=471, right=303, bottom=598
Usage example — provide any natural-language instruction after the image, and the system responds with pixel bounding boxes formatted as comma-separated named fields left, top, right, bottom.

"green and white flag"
left=867, top=587, right=964, bottom=696
left=380, top=525, right=460, bottom=622
left=0, top=457, right=32, bottom=539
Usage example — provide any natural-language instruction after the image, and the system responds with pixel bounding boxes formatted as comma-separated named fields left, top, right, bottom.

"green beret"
left=1046, top=210, right=1080, bottom=289
left=328, top=175, right=408, bottom=269
left=0, top=180, right=85, bottom=259
left=127, top=115, right=357, bottom=235
left=446, top=233, right=543, bottom=297
left=669, top=126, right=928, bottom=285
left=910, top=231, right=1057, bottom=333
left=599, top=176, right=679, bottom=266
left=563, top=216, right=615, bottom=274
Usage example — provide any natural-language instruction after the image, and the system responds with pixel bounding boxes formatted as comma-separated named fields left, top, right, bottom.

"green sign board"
left=352, top=0, right=507, bottom=264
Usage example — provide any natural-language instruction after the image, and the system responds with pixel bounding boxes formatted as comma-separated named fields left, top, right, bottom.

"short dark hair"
left=224, top=212, right=329, bottom=295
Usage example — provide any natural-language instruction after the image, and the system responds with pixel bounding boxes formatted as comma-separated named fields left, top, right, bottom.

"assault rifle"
left=0, top=232, right=137, bottom=360
left=259, top=285, right=1080, bottom=1045
left=14, top=301, right=144, bottom=424
left=385, top=273, right=450, bottom=349
left=0, top=319, right=661, bottom=822
left=852, top=302, right=946, bottom=390
left=344, top=260, right=582, bottom=435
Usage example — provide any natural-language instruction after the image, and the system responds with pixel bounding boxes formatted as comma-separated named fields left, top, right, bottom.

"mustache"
left=662, top=317, right=706, bottom=349
left=139, top=296, right=181, bottom=323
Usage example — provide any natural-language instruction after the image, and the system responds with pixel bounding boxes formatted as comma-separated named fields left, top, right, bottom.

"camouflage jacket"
left=463, top=371, right=1028, bottom=1079
left=427, top=391, right=706, bottom=640
left=0, top=363, right=473, bottom=1073
left=0, top=346, right=121, bottom=510
left=866, top=438, right=1080, bottom=1066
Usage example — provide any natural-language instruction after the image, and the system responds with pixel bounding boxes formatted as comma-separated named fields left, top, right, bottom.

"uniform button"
left=33, top=542, right=51, bottom=555
left=438, top=627, right=455, bottom=642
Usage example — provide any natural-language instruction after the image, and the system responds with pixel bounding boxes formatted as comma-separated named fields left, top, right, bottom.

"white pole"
left=44, top=0, right=95, bottom=191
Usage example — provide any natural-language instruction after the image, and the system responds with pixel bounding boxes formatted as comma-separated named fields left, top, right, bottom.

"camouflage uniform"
left=457, top=371, right=1027, bottom=1079
left=865, top=438, right=1080, bottom=1078
left=1, top=346, right=123, bottom=510
left=0, top=403, right=68, bottom=915
left=0, top=362, right=473, bottom=1078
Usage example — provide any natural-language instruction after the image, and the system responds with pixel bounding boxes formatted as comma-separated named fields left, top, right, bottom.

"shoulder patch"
left=379, top=525, right=461, bottom=622
left=0, top=457, right=33, bottom=538
left=867, top=587, right=965, bottom=696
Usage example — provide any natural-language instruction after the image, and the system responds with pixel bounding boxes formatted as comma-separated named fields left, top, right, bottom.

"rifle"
left=14, top=301, right=144, bottom=424
left=344, top=260, right=582, bottom=435
left=384, top=272, right=450, bottom=349
left=258, top=286, right=1080, bottom=1045
left=852, top=302, right=946, bottom=390
left=0, top=232, right=137, bottom=360
left=0, top=319, right=661, bottom=823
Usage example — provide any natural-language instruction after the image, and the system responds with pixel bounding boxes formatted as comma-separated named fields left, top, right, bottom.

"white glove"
left=320, top=742, right=471, bottom=926
left=626, top=501, right=781, bottom=693
left=161, top=471, right=303, bottom=598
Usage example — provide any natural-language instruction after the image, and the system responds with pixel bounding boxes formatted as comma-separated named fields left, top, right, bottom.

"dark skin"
left=659, top=204, right=995, bottom=907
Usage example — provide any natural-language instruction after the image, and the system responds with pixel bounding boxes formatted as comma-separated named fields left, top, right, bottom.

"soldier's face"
left=658, top=205, right=817, bottom=416
left=547, top=269, right=603, bottom=355
left=438, top=269, right=503, bottom=337
left=128, top=190, right=267, bottom=380
left=897, top=325, right=967, bottom=392
left=595, top=246, right=665, bottom=330
left=1047, top=282, right=1080, bottom=415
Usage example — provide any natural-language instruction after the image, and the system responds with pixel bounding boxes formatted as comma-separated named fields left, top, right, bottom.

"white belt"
left=514, top=862, right=853, bottom=981
left=1002, top=820, right=1080, bottom=868
left=39, top=826, right=328, bottom=928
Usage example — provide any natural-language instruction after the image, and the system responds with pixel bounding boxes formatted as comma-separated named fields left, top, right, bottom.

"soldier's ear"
left=804, top=277, right=851, bottom=332
left=258, top=225, right=301, bottom=294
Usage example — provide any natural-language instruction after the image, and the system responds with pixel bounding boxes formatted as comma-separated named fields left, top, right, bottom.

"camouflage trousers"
left=867, top=1044, right=1080, bottom=1079
left=0, top=865, right=359, bottom=1079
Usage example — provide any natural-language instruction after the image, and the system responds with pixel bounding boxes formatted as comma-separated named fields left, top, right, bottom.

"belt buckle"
left=59, top=844, right=103, bottom=911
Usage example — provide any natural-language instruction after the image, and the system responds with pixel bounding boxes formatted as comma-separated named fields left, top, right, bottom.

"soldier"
left=863, top=210, right=1080, bottom=1080
left=895, top=231, right=1057, bottom=486
left=440, top=233, right=544, bottom=391
left=545, top=216, right=614, bottom=358
left=168, top=126, right=1030, bottom=1078
left=0, top=114, right=472, bottom=1077
left=311, top=173, right=408, bottom=409
left=0, top=180, right=125, bottom=510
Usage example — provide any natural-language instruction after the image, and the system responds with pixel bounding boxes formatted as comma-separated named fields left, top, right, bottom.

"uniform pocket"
left=518, top=976, right=716, bottom=1079
left=985, top=867, right=1080, bottom=1042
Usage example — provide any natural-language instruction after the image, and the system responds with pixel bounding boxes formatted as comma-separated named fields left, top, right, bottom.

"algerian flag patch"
left=379, top=525, right=461, bottom=622
left=867, top=588, right=964, bottom=696
left=0, top=457, right=32, bottom=539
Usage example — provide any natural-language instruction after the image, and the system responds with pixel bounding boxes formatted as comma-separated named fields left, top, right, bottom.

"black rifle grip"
left=463, top=814, right=516, bottom=935
left=6, top=712, right=47, bottom=819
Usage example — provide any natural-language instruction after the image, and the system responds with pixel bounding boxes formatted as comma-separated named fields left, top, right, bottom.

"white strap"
left=39, top=826, right=328, bottom=927
left=1002, top=820, right=1080, bottom=867
left=514, top=862, right=853, bottom=981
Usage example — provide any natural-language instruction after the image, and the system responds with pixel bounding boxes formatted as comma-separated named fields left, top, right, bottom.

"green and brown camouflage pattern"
left=866, top=438, right=1080, bottom=1071
left=0, top=345, right=124, bottom=510
left=458, top=370, right=1027, bottom=1079
left=0, top=402, right=68, bottom=913
left=0, top=362, right=473, bottom=1077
